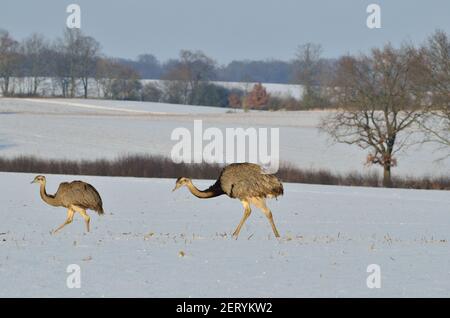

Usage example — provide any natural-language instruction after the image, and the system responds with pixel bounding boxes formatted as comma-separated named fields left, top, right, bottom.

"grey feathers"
left=56, top=181, right=104, bottom=214
left=218, top=163, right=284, bottom=200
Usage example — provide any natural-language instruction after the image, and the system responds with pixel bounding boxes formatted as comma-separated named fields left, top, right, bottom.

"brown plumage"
left=172, top=163, right=283, bottom=238
left=31, top=175, right=104, bottom=234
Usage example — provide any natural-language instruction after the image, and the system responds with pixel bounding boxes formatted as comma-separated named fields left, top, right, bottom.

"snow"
left=0, top=97, right=448, bottom=177
left=0, top=172, right=449, bottom=297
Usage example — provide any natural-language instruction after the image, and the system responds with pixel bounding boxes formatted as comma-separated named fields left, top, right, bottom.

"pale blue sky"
left=1, top=0, right=450, bottom=64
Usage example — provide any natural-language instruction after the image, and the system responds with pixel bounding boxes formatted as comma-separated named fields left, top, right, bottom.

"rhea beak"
left=30, top=180, right=36, bottom=184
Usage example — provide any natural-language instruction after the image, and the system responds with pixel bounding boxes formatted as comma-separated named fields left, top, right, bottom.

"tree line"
left=0, top=28, right=334, bottom=108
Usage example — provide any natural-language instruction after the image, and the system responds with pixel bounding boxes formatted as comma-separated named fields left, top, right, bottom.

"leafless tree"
left=162, top=65, right=191, bottom=104
left=20, top=33, right=49, bottom=95
left=419, top=30, right=450, bottom=153
left=0, top=30, right=20, bottom=96
left=294, top=43, right=328, bottom=108
left=141, top=81, right=163, bottom=102
left=320, top=44, right=429, bottom=187
left=96, top=58, right=122, bottom=99
left=54, top=29, right=100, bottom=98
left=110, top=64, right=142, bottom=100
left=54, top=29, right=80, bottom=97
left=162, top=50, right=216, bottom=104
left=78, top=35, right=100, bottom=98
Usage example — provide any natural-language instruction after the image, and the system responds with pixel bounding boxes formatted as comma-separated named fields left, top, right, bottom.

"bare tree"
left=162, top=50, right=216, bottom=104
left=0, top=30, right=20, bottom=96
left=96, top=58, right=141, bottom=100
left=53, top=29, right=100, bottom=98
left=54, top=29, right=80, bottom=97
left=110, top=64, right=142, bottom=100
left=141, top=81, right=163, bottom=102
left=96, top=58, right=121, bottom=99
left=78, top=35, right=100, bottom=98
left=21, top=33, right=49, bottom=95
left=320, top=44, right=428, bottom=187
left=162, top=63, right=191, bottom=104
left=294, top=43, right=327, bottom=108
left=419, top=30, right=450, bottom=153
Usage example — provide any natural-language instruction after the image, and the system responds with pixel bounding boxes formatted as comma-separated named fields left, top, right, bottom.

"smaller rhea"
left=31, top=175, right=104, bottom=234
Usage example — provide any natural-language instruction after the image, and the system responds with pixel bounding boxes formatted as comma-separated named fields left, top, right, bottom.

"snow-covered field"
left=1, top=97, right=449, bottom=297
left=1, top=172, right=449, bottom=297
left=0, top=97, right=449, bottom=177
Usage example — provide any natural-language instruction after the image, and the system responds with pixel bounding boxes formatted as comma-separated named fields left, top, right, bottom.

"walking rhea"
left=173, top=163, right=283, bottom=238
left=31, top=175, right=104, bottom=234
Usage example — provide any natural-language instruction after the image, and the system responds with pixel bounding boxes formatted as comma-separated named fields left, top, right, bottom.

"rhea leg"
left=80, top=210, right=90, bottom=232
left=73, top=206, right=90, bottom=232
left=232, top=200, right=251, bottom=238
left=53, top=208, right=75, bottom=234
left=252, top=198, right=280, bottom=238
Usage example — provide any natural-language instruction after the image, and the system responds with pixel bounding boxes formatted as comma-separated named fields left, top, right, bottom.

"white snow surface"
left=0, top=172, right=449, bottom=297
left=0, top=97, right=449, bottom=177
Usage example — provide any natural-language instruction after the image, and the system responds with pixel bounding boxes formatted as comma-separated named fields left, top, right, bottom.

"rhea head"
left=172, top=177, right=191, bottom=192
left=31, top=175, right=46, bottom=185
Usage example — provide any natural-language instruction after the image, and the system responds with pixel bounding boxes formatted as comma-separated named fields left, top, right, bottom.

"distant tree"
left=162, top=50, right=216, bottom=104
left=110, top=65, right=142, bottom=100
left=0, top=30, right=20, bottom=95
left=141, top=81, right=163, bottom=102
left=294, top=43, right=326, bottom=108
left=245, top=83, right=270, bottom=109
left=78, top=35, right=100, bottom=98
left=320, top=44, right=429, bottom=187
left=419, top=30, right=450, bottom=153
left=191, top=83, right=230, bottom=107
left=54, top=29, right=100, bottom=98
left=162, top=66, right=191, bottom=104
left=137, top=54, right=162, bottom=78
left=20, top=33, right=49, bottom=95
left=96, top=58, right=122, bottom=98
left=54, top=29, right=81, bottom=97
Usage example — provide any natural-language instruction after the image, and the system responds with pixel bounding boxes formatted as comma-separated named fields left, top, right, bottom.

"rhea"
left=172, top=163, right=283, bottom=238
left=31, top=175, right=104, bottom=233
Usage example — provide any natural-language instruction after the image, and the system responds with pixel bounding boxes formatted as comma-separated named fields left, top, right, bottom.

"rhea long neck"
left=39, top=182, right=60, bottom=207
left=185, top=180, right=223, bottom=199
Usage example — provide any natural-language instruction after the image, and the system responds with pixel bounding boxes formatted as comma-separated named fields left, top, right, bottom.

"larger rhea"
left=31, top=175, right=104, bottom=233
left=173, top=163, right=283, bottom=238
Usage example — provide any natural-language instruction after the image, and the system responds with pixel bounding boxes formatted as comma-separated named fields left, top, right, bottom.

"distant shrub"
left=0, top=155, right=448, bottom=190
left=191, top=83, right=230, bottom=107
left=141, top=82, right=163, bottom=102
